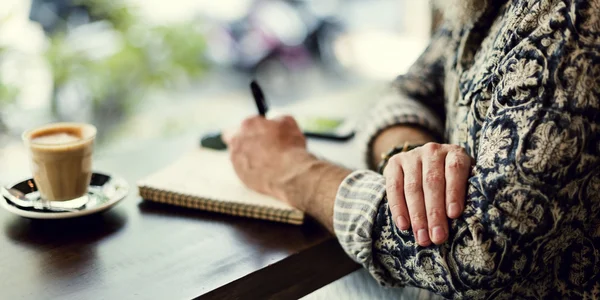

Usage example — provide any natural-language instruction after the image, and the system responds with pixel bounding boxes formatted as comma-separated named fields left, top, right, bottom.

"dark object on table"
left=299, top=116, right=355, bottom=141
left=304, top=131, right=355, bottom=141
left=200, top=132, right=227, bottom=150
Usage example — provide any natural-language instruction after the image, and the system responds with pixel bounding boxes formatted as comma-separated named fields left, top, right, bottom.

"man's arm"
left=275, top=4, right=599, bottom=298
left=278, top=60, right=599, bottom=300
left=228, top=3, right=598, bottom=297
left=280, top=153, right=350, bottom=232
left=331, top=8, right=600, bottom=299
left=278, top=126, right=436, bottom=232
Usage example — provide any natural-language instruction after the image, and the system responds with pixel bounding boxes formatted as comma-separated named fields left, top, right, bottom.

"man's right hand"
left=383, top=143, right=474, bottom=246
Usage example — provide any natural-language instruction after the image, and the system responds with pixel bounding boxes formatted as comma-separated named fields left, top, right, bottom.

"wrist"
left=371, top=125, right=435, bottom=167
left=272, top=148, right=319, bottom=208
left=273, top=148, right=351, bottom=232
left=274, top=149, right=350, bottom=212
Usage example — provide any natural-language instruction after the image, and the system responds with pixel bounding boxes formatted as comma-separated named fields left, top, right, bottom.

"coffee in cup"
left=22, top=123, right=97, bottom=202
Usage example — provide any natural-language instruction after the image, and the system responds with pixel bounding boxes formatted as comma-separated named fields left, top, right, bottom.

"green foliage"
left=0, top=48, right=18, bottom=108
left=0, top=84, right=18, bottom=105
left=46, top=0, right=207, bottom=114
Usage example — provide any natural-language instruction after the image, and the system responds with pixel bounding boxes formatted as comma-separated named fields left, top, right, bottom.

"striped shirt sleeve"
left=333, top=170, right=397, bottom=286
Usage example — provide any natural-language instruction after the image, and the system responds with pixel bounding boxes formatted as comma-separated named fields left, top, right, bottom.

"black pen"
left=250, top=80, right=268, bottom=117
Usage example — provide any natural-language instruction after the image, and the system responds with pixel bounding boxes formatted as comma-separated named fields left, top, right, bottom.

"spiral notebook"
left=137, top=148, right=304, bottom=225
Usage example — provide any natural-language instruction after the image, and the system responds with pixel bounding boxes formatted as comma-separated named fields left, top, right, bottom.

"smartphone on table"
left=296, top=116, right=355, bottom=141
left=201, top=115, right=355, bottom=150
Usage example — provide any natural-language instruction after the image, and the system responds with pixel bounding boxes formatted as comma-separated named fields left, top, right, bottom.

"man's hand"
left=383, top=143, right=474, bottom=246
left=226, top=115, right=313, bottom=204
left=226, top=115, right=352, bottom=231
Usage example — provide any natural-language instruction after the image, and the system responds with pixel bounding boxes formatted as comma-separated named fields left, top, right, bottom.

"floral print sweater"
left=333, top=0, right=600, bottom=298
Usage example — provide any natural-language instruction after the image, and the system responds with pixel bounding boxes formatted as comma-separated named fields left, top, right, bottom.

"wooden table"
left=0, top=133, right=363, bottom=300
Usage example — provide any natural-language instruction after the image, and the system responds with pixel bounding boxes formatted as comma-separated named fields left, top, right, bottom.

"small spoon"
left=1, top=187, right=80, bottom=213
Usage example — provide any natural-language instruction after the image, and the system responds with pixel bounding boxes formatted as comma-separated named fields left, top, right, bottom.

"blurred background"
left=0, top=0, right=434, bottom=181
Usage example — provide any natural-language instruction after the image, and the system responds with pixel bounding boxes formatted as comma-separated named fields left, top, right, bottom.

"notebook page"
left=138, top=148, right=298, bottom=211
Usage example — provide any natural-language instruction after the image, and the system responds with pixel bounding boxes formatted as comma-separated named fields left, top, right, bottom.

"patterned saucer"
left=1, top=172, right=129, bottom=219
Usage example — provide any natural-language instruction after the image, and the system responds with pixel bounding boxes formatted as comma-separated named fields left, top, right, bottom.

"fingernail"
left=432, top=226, right=445, bottom=242
left=448, top=203, right=461, bottom=217
left=417, top=229, right=429, bottom=244
left=396, top=216, right=409, bottom=229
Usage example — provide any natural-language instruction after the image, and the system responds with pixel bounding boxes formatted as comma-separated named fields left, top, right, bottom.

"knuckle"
left=423, top=142, right=441, bottom=154
left=445, top=144, right=463, bottom=152
left=389, top=153, right=403, bottom=164
left=447, top=155, right=466, bottom=170
left=241, top=118, right=257, bottom=129
left=446, top=187, right=462, bottom=201
left=389, top=203, right=404, bottom=214
left=275, top=115, right=297, bottom=128
left=424, top=171, right=444, bottom=186
left=446, top=187, right=466, bottom=203
left=385, top=178, right=401, bottom=191
left=451, top=146, right=471, bottom=160
left=410, top=212, right=427, bottom=225
left=281, top=115, right=295, bottom=123
left=404, top=180, right=421, bottom=194
left=427, top=207, right=444, bottom=221
left=383, top=155, right=403, bottom=176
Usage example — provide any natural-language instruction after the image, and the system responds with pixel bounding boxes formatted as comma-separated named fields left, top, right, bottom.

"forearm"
left=273, top=125, right=435, bottom=232
left=371, top=126, right=436, bottom=166
left=276, top=150, right=352, bottom=233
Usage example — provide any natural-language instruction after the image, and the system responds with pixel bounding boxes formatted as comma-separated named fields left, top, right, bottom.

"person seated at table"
left=225, top=0, right=600, bottom=298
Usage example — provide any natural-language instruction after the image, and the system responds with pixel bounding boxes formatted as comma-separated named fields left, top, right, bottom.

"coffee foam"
left=32, top=132, right=81, bottom=145
left=24, top=123, right=97, bottom=153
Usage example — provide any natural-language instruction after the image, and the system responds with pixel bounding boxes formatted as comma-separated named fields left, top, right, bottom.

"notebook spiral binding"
left=139, top=186, right=304, bottom=225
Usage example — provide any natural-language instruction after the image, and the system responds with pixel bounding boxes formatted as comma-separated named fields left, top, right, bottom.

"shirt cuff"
left=334, top=170, right=389, bottom=282
left=356, top=92, right=444, bottom=170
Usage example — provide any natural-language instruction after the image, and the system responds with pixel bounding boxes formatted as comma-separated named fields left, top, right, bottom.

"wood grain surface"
left=0, top=135, right=359, bottom=299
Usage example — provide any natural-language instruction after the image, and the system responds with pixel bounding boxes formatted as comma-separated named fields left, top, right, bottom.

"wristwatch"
left=377, top=142, right=424, bottom=174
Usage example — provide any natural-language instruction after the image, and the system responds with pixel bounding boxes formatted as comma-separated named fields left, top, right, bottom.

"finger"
left=241, top=116, right=259, bottom=130
left=383, top=156, right=410, bottom=231
left=222, top=128, right=237, bottom=145
left=445, top=148, right=472, bottom=219
left=273, top=115, right=300, bottom=130
left=240, top=116, right=269, bottom=134
left=273, top=114, right=294, bottom=123
left=421, top=143, right=448, bottom=245
left=402, top=155, right=430, bottom=246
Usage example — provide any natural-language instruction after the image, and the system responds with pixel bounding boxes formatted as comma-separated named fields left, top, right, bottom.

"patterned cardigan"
left=333, top=0, right=600, bottom=299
